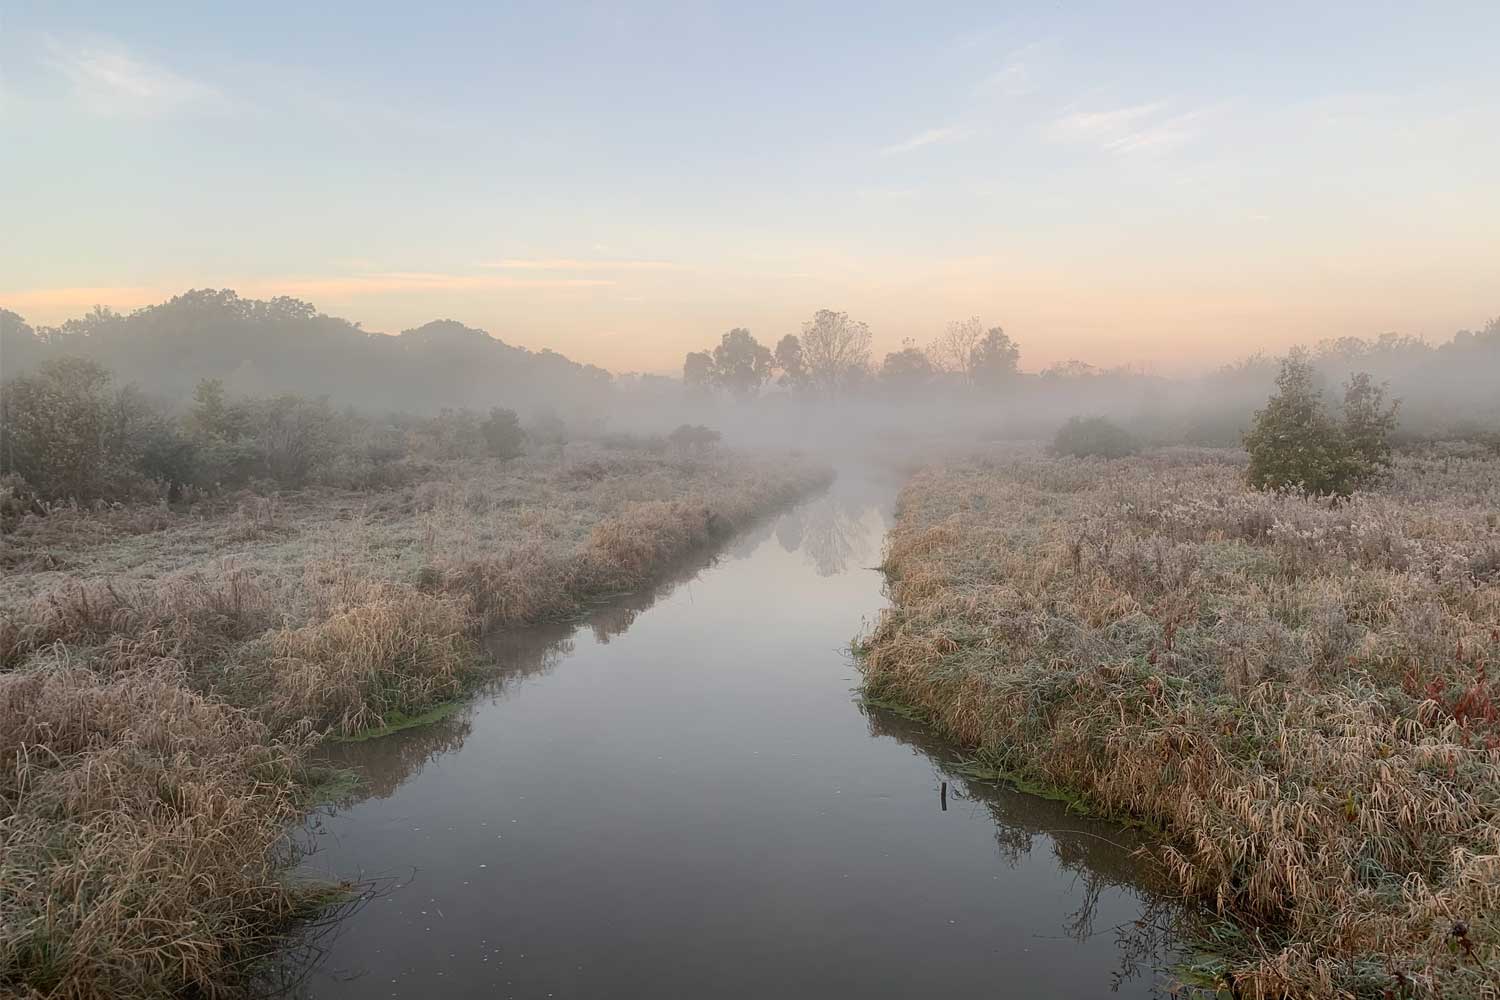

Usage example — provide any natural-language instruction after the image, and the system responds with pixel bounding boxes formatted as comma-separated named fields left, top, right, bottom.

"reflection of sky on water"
left=291, top=468, right=1182, bottom=999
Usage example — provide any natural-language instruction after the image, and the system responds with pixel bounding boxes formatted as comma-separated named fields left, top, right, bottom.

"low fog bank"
left=613, top=319, right=1500, bottom=458
left=3, top=290, right=1498, bottom=485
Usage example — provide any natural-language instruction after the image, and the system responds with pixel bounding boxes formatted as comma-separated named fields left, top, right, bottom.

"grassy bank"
left=859, top=444, right=1500, bottom=999
left=0, top=442, right=829, bottom=998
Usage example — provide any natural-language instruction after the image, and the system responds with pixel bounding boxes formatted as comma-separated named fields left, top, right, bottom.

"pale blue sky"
left=3, top=1, right=1497, bottom=372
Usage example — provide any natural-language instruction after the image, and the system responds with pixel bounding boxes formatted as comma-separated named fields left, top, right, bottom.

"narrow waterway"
left=291, top=469, right=1181, bottom=998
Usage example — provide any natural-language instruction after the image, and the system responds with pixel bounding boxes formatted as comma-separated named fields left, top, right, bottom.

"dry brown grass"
left=264, top=570, right=473, bottom=737
left=0, top=660, right=314, bottom=999
left=0, top=442, right=828, bottom=997
left=861, top=444, right=1500, bottom=999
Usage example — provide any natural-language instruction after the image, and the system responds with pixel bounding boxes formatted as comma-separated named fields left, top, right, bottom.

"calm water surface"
left=292, top=469, right=1181, bottom=998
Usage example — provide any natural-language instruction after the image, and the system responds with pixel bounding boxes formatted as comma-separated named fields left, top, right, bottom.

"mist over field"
left=4, top=3, right=1500, bottom=999
left=4, top=291, right=1498, bottom=488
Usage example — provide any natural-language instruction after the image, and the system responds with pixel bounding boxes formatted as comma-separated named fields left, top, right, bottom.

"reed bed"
left=860, top=443, right=1500, bottom=999
left=0, top=442, right=828, bottom=998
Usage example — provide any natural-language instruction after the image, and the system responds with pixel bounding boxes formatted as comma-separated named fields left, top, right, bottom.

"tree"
left=880, top=341, right=935, bottom=394
left=683, top=351, right=713, bottom=391
left=481, top=407, right=525, bottom=459
left=0, top=358, right=116, bottom=500
left=1244, top=353, right=1398, bottom=496
left=800, top=309, right=872, bottom=394
left=972, top=327, right=1020, bottom=386
left=188, top=378, right=235, bottom=439
left=1244, top=353, right=1339, bottom=494
left=709, top=328, right=772, bottom=399
left=1338, top=373, right=1399, bottom=483
left=773, top=334, right=807, bottom=389
left=929, top=317, right=986, bottom=382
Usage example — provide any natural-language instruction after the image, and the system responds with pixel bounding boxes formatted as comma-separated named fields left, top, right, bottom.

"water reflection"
left=861, top=705, right=1185, bottom=992
left=290, top=471, right=1182, bottom=998
left=774, top=490, right=878, bottom=576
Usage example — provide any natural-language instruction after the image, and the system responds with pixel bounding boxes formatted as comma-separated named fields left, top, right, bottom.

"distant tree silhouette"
left=880, top=340, right=936, bottom=394
left=972, top=327, right=1020, bottom=386
left=773, top=333, right=807, bottom=389
left=929, top=317, right=986, bottom=382
left=709, top=328, right=773, bottom=399
left=800, top=309, right=872, bottom=394
left=683, top=351, right=714, bottom=391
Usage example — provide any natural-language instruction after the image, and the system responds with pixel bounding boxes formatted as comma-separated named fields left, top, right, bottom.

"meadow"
left=860, top=444, right=1500, bottom=999
left=0, top=442, right=829, bottom=998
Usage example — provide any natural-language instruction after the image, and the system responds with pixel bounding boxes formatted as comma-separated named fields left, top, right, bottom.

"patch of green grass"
left=299, top=765, right=363, bottom=806
left=331, top=699, right=467, bottom=742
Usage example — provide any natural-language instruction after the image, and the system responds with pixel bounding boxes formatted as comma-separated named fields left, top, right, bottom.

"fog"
left=3, top=291, right=1497, bottom=469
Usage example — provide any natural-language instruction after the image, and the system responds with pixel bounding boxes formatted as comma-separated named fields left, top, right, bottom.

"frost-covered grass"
left=0, top=442, right=828, bottom=999
left=861, top=443, right=1500, bottom=999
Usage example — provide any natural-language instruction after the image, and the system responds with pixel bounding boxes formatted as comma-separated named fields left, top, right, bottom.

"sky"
left=3, top=1, right=1497, bottom=375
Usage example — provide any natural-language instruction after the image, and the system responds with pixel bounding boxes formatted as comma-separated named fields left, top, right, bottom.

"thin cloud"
left=476, top=258, right=683, bottom=271
left=1101, top=109, right=1212, bottom=155
left=1048, top=100, right=1214, bottom=157
left=880, top=126, right=970, bottom=157
left=977, top=62, right=1033, bottom=98
left=1049, top=101, right=1169, bottom=140
left=975, top=42, right=1045, bottom=99
left=40, top=35, right=225, bottom=116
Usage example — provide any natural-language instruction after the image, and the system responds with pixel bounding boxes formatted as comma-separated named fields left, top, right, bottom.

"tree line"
left=0, top=356, right=532, bottom=512
left=0, top=289, right=614, bottom=418
left=681, top=311, right=1021, bottom=398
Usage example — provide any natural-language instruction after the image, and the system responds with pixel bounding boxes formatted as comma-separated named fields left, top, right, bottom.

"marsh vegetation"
left=4, top=290, right=1500, bottom=998
left=0, top=438, right=827, bottom=998
left=860, top=444, right=1500, bottom=997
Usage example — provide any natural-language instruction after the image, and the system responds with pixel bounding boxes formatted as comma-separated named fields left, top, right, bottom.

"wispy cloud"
left=476, top=258, right=682, bottom=271
left=976, top=62, right=1033, bottom=99
left=880, top=126, right=970, bottom=157
left=975, top=42, right=1045, bottom=99
left=1049, top=101, right=1169, bottom=140
left=1100, top=109, right=1212, bottom=155
left=39, top=35, right=225, bottom=117
left=1048, top=100, right=1213, bottom=157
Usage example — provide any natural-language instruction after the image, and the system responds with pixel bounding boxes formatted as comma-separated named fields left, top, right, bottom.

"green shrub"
left=0, top=358, right=167, bottom=502
left=1244, top=354, right=1398, bottom=496
left=1051, top=416, right=1138, bottom=458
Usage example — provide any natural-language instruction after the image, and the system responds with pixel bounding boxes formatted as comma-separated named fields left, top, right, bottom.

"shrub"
left=525, top=412, right=569, bottom=451
left=1244, top=354, right=1398, bottom=496
left=0, top=473, right=37, bottom=533
left=668, top=423, right=721, bottom=455
left=1051, top=416, right=1138, bottom=458
left=0, top=358, right=153, bottom=502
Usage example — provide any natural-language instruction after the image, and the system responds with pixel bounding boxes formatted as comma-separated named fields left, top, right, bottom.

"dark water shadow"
left=860, top=703, right=1190, bottom=994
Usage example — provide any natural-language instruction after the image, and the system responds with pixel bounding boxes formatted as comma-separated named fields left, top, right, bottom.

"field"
left=0, top=442, right=829, bottom=999
left=860, top=444, right=1500, bottom=999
